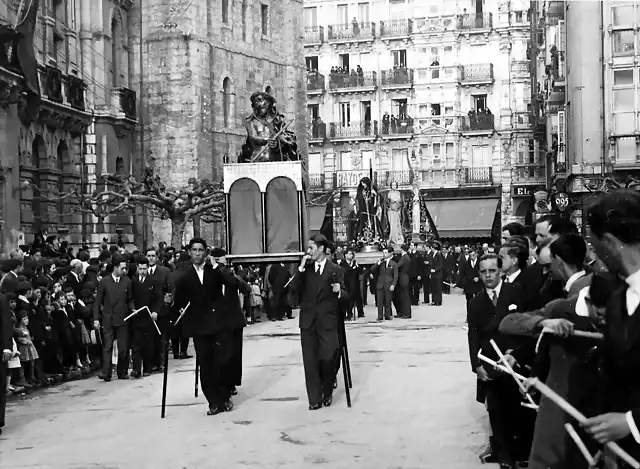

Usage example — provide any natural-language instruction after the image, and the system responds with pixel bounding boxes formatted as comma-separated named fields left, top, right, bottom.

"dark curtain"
left=229, top=178, right=263, bottom=255
left=265, top=177, right=299, bottom=253
left=320, top=201, right=334, bottom=241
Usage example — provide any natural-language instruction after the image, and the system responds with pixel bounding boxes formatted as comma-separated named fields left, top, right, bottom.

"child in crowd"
left=249, top=278, right=263, bottom=324
left=15, top=312, right=39, bottom=385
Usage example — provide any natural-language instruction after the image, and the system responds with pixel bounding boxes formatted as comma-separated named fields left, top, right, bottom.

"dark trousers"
left=131, top=326, right=154, bottom=374
left=395, top=283, right=411, bottom=317
left=171, top=320, right=189, bottom=357
left=269, top=293, right=286, bottom=320
left=422, top=276, right=431, bottom=303
left=410, top=278, right=421, bottom=304
left=485, top=377, right=523, bottom=466
left=102, top=324, right=129, bottom=377
left=359, top=274, right=368, bottom=305
left=193, top=331, right=233, bottom=409
left=347, top=290, right=364, bottom=317
left=228, top=327, right=243, bottom=387
left=376, top=288, right=393, bottom=319
left=443, top=274, right=452, bottom=294
left=430, top=274, right=443, bottom=304
left=0, top=363, right=6, bottom=429
left=301, top=325, right=339, bottom=405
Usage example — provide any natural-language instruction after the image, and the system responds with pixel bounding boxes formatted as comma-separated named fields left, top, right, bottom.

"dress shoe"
left=230, top=385, right=238, bottom=396
left=223, top=400, right=234, bottom=412
left=130, top=371, right=142, bottom=379
left=308, top=403, right=322, bottom=410
left=207, top=406, right=223, bottom=416
left=173, top=353, right=180, bottom=359
left=322, top=396, right=333, bottom=407
left=479, top=444, right=497, bottom=464
left=142, top=372, right=152, bottom=377
left=99, top=373, right=112, bottom=382
left=118, top=374, right=129, bottom=380
left=179, top=353, right=193, bottom=359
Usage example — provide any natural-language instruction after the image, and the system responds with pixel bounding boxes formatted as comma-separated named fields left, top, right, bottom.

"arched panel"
left=265, top=177, right=299, bottom=253
left=229, top=178, right=263, bottom=255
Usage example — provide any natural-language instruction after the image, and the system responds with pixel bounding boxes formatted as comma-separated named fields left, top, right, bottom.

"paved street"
left=1, top=291, right=488, bottom=469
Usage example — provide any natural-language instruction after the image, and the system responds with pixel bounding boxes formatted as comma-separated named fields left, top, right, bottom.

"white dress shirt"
left=486, top=280, right=503, bottom=300
left=112, top=274, right=120, bottom=284
left=505, top=270, right=521, bottom=284
left=564, top=270, right=586, bottom=293
left=315, top=258, right=327, bottom=275
left=149, top=265, right=156, bottom=276
left=625, top=268, right=640, bottom=442
left=193, top=263, right=205, bottom=284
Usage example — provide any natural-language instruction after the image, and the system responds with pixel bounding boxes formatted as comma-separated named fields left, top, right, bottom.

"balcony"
left=308, top=121, right=327, bottom=141
left=462, top=167, right=493, bottom=185
left=513, top=163, right=546, bottom=183
left=308, top=173, right=326, bottom=190
left=327, top=22, right=375, bottom=42
left=67, top=75, right=86, bottom=111
left=512, top=112, right=532, bottom=129
left=380, top=68, right=414, bottom=89
left=377, top=170, right=413, bottom=187
left=461, top=63, right=494, bottom=85
left=381, top=116, right=414, bottom=137
left=44, top=65, right=63, bottom=103
left=413, top=15, right=458, bottom=33
left=304, top=26, right=324, bottom=45
left=461, top=112, right=495, bottom=133
left=329, top=121, right=378, bottom=140
left=457, top=12, right=493, bottom=31
left=119, top=87, right=137, bottom=121
left=380, top=19, right=413, bottom=38
left=415, top=65, right=463, bottom=84
left=328, top=71, right=377, bottom=93
left=306, top=71, right=325, bottom=94
left=416, top=115, right=461, bottom=132
left=417, top=168, right=459, bottom=187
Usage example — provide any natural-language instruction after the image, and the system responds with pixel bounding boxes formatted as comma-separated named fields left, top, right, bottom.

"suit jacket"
left=290, top=259, right=348, bottom=331
left=131, top=275, right=158, bottom=328
left=336, top=259, right=363, bottom=299
left=0, top=294, right=12, bottom=352
left=395, top=253, right=411, bottom=287
left=370, top=259, right=398, bottom=290
left=269, top=263, right=290, bottom=297
left=430, top=251, right=444, bottom=277
left=93, top=275, right=134, bottom=328
left=0, top=272, right=18, bottom=294
left=173, top=263, right=241, bottom=337
left=66, top=272, right=82, bottom=297
left=408, top=252, right=421, bottom=278
left=442, top=253, right=456, bottom=277
left=148, top=265, right=173, bottom=309
left=458, top=258, right=482, bottom=295
left=219, top=267, right=250, bottom=331
left=467, top=282, right=527, bottom=373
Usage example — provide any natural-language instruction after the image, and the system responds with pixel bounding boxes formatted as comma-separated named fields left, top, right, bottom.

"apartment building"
left=304, top=0, right=545, bottom=242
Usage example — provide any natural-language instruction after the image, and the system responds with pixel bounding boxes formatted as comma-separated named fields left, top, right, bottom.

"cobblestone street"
left=0, top=291, right=488, bottom=469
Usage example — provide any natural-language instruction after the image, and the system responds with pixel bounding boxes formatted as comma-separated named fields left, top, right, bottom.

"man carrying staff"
left=290, top=234, right=348, bottom=410
left=173, top=238, right=242, bottom=416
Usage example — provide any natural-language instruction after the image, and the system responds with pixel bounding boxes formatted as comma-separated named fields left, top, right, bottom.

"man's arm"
left=93, top=280, right=105, bottom=323
left=391, top=262, right=398, bottom=288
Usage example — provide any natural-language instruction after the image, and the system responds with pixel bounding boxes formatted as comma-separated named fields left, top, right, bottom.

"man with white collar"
left=548, top=233, right=592, bottom=297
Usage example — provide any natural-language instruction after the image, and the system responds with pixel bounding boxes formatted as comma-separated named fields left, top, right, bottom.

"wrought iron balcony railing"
left=462, top=167, right=493, bottom=185
left=461, top=113, right=495, bottom=132
left=380, top=19, right=412, bottom=37
left=381, top=116, right=414, bottom=135
left=417, top=169, right=459, bottom=186
left=308, top=173, right=325, bottom=190
left=414, top=15, right=458, bottom=33
left=308, top=122, right=327, bottom=140
left=304, top=26, right=324, bottom=44
left=329, top=121, right=378, bottom=139
left=512, top=112, right=532, bottom=129
left=461, top=63, right=494, bottom=83
left=328, top=71, right=377, bottom=90
left=513, top=163, right=546, bottom=182
left=380, top=68, right=414, bottom=87
left=416, top=65, right=463, bottom=83
left=416, top=116, right=460, bottom=131
left=307, top=72, right=325, bottom=92
left=327, top=22, right=375, bottom=41
left=377, top=170, right=413, bottom=187
left=457, top=12, right=493, bottom=30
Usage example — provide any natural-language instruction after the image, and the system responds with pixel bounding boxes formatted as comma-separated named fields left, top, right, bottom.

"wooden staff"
left=174, top=302, right=190, bottom=326
left=160, top=324, right=170, bottom=419
left=528, top=377, right=640, bottom=469
left=573, top=330, right=604, bottom=340
left=489, top=340, right=537, bottom=408
left=124, top=306, right=148, bottom=322
left=249, top=119, right=293, bottom=162
left=477, top=351, right=527, bottom=381
left=195, top=359, right=199, bottom=398
left=565, top=423, right=596, bottom=467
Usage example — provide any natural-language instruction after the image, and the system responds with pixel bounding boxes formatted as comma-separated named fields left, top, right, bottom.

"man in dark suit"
left=408, top=242, right=422, bottom=306
left=145, top=247, right=173, bottom=369
left=268, top=263, right=289, bottom=321
left=130, top=257, right=159, bottom=378
left=370, top=247, right=398, bottom=321
left=430, top=242, right=444, bottom=306
left=173, top=238, right=241, bottom=416
left=0, top=293, right=13, bottom=435
left=290, top=234, right=348, bottom=410
left=66, top=259, right=84, bottom=297
left=467, top=253, right=529, bottom=469
left=458, top=249, right=482, bottom=305
left=442, top=246, right=457, bottom=294
left=336, top=249, right=364, bottom=319
left=0, top=259, right=22, bottom=294
left=93, top=255, right=134, bottom=381
left=421, top=244, right=432, bottom=303
left=394, top=244, right=412, bottom=318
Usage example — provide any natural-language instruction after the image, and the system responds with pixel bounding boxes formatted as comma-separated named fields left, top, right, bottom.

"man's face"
left=113, top=261, right=127, bottom=277
left=33, top=252, right=42, bottom=261
left=8, top=300, right=16, bottom=310
left=75, top=263, right=83, bottom=274
left=479, top=258, right=501, bottom=289
left=254, top=95, right=268, bottom=116
left=49, top=264, right=56, bottom=275
left=190, top=243, right=206, bottom=264
left=382, top=249, right=391, bottom=260
left=146, top=250, right=157, bottom=266
left=498, top=247, right=516, bottom=273
left=590, top=235, right=621, bottom=274
left=66, top=291, right=76, bottom=303
left=137, top=264, right=149, bottom=277
left=501, top=230, right=511, bottom=244
left=307, top=240, right=324, bottom=262
left=535, top=221, right=551, bottom=247
left=53, top=283, right=62, bottom=293
left=410, top=243, right=416, bottom=252
left=345, top=251, right=354, bottom=262
left=470, top=251, right=477, bottom=261
left=217, top=256, right=228, bottom=266
left=336, top=246, right=343, bottom=254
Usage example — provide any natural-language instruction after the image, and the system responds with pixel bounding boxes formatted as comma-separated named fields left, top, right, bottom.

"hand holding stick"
left=477, top=351, right=527, bottom=381
left=174, top=302, right=191, bottom=326
left=489, top=340, right=537, bottom=408
left=528, top=377, right=640, bottom=469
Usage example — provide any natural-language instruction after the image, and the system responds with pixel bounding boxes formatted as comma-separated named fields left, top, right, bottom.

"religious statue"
left=239, top=91, right=300, bottom=163
left=411, top=185, right=421, bottom=234
left=355, top=177, right=382, bottom=244
left=386, top=181, right=404, bottom=246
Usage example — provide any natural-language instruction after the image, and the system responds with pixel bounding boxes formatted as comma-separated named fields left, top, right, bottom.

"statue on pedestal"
left=239, top=91, right=299, bottom=163
left=355, top=177, right=382, bottom=246
left=386, top=181, right=404, bottom=246
left=411, top=185, right=421, bottom=234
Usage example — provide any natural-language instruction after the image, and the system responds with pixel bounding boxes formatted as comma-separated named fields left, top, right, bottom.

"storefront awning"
left=308, top=205, right=327, bottom=231
left=426, top=198, right=500, bottom=238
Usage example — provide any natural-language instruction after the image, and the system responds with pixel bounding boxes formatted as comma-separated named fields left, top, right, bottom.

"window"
left=473, top=94, right=487, bottom=112
left=358, top=3, right=370, bottom=22
left=389, top=0, right=406, bottom=19
left=339, top=53, right=350, bottom=70
left=223, top=77, right=232, bottom=127
left=339, top=102, right=351, bottom=125
left=445, top=143, right=455, bottom=167
left=306, top=56, right=319, bottom=71
left=337, top=4, right=349, bottom=24
left=68, top=0, right=76, bottom=28
left=432, top=143, right=441, bottom=167
left=611, top=2, right=638, bottom=56
left=304, top=7, right=318, bottom=27
left=242, top=0, right=248, bottom=40
left=222, top=0, right=229, bottom=23
left=261, top=4, right=269, bottom=36
left=340, top=151, right=352, bottom=170
left=361, top=101, right=371, bottom=121
left=391, top=148, right=409, bottom=170
left=392, top=98, right=407, bottom=116
left=308, top=153, right=324, bottom=174
left=308, top=104, right=319, bottom=122
left=471, top=145, right=491, bottom=167
left=612, top=68, right=638, bottom=135
left=392, top=49, right=407, bottom=67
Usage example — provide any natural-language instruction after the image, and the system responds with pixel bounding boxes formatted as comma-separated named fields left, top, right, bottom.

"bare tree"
left=77, top=167, right=225, bottom=247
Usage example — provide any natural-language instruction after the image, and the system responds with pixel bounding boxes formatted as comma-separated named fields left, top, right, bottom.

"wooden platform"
left=355, top=251, right=384, bottom=265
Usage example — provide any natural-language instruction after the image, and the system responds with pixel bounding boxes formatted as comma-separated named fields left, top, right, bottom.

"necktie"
left=115, top=278, right=119, bottom=284
left=315, top=264, right=320, bottom=274
left=491, top=290, right=498, bottom=306
left=140, top=276, right=145, bottom=283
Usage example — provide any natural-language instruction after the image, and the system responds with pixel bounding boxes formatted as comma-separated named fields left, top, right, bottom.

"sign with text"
left=511, top=185, right=545, bottom=198
left=553, top=191, right=570, bottom=212
left=336, top=170, right=367, bottom=188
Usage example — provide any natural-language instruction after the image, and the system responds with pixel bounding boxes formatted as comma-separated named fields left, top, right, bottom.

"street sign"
left=553, top=192, right=570, bottom=212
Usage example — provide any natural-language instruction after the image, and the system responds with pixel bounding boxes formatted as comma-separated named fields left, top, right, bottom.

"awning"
left=308, top=205, right=326, bottom=231
left=426, top=198, right=500, bottom=238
